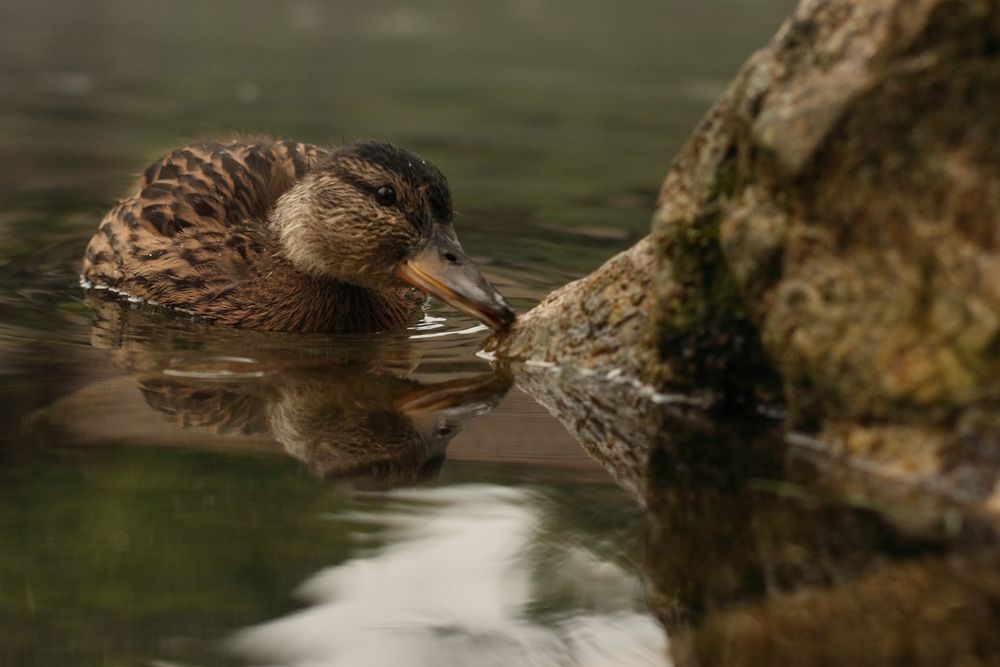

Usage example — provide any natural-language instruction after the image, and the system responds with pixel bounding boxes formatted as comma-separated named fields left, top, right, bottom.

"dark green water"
left=10, top=2, right=998, bottom=666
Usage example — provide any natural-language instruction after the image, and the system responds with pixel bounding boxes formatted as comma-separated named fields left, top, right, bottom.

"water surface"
left=10, top=2, right=993, bottom=666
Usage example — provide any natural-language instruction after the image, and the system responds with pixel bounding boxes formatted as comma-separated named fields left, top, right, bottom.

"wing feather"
left=82, top=140, right=331, bottom=310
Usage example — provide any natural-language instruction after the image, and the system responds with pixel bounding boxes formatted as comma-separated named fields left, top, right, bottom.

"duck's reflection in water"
left=285, top=372, right=509, bottom=484
left=83, top=298, right=511, bottom=487
left=228, top=485, right=669, bottom=667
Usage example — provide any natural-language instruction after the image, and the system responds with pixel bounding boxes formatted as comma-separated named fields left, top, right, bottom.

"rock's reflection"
left=229, top=485, right=668, bottom=667
left=81, top=298, right=511, bottom=487
left=512, top=364, right=1000, bottom=666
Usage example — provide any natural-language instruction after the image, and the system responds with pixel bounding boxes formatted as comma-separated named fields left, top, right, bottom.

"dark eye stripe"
left=333, top=168, right=380, bottom=197
left=405, top=210, right=427, bottom=230
left=330, top=164, right=432, bottom=229
left=428, top=187, right=451, bottom=222
left=332, top=169, right=407, bottom=211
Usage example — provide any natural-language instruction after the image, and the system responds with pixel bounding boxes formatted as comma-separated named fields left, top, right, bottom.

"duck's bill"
left=398, top=231, right=516, bottom=330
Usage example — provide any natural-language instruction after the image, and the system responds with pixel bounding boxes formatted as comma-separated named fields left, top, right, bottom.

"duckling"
left=81, top=139, right=515, bottom=332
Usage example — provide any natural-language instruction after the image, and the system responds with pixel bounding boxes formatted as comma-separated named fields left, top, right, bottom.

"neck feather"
left=229, top=253, right=416, bottom=332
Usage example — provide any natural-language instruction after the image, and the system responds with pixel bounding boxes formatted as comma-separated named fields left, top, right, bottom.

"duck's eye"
left=375, top=185, right=396, bottom=206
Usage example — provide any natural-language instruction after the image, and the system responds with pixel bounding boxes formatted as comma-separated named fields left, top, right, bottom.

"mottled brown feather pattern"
left=83, top=139, right=419, bottom=332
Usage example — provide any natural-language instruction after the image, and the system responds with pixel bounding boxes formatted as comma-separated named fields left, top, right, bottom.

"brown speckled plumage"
left=82, top=138, right=480, bottom=332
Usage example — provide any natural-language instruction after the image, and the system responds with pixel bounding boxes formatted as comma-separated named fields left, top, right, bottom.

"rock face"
left=491, top=237, right=661, bottom=386
left=493, top=0, right=1000, bottom=511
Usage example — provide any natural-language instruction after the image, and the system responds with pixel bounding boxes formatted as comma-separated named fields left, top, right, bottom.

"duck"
left=81, top=138, right=516, bottom=333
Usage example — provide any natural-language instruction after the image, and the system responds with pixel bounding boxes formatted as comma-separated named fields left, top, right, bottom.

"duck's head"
left=271, top=140, right=515, bottom=330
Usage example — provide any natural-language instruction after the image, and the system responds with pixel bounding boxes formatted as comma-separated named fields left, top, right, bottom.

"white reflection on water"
left=229, top=485, right=669, bottom=667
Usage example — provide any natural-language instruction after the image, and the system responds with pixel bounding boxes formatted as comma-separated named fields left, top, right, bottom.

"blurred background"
left=0, top=0, right=793, bottom=279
